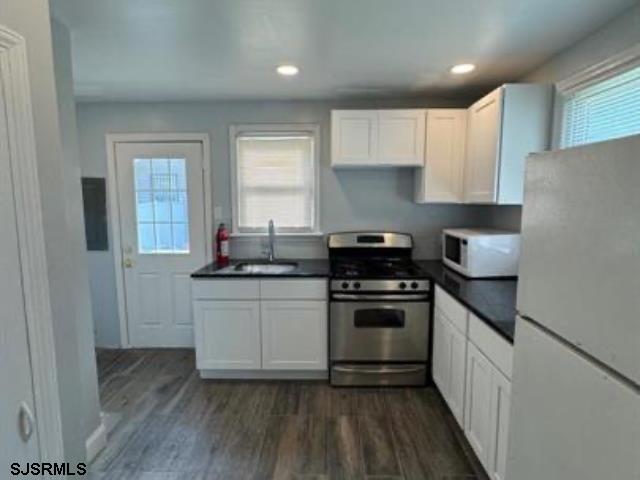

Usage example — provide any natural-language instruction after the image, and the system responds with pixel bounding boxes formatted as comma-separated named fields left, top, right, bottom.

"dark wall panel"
left=81, top=177, right=108, bottom=251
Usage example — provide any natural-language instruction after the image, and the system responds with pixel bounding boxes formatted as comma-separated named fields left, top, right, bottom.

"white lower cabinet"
left=465, top=342, right=495, bottom=467
left=464, top=341, right=513, bottom=477
left=432, top=310, right=450, bottom=395
left=261, top=300, right=327, bottom=370
left=488, top=368, right=511, bottom=480
left=194, top=300, right=261, bottom=370
left=192, top=279, right=327, bottom=376
left=433, top=286, right=513, bottom=479
left=432, top=307, right=467, bottom=426
left=448, top=323, right=467, bottom=425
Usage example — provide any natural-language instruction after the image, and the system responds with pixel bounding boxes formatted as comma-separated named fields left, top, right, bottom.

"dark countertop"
left=416, top=260, right=517, bottom=343
left=191, top=258, right=516, bottom=343
left=191, top=259, right=331, bottom=278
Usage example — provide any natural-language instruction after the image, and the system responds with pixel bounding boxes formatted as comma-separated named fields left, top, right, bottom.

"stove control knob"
left=341, top=282, right=349, bottom=290
left=399, top=282, right=407, bottom=290
left=411, top=282, right=419, bottom=289
left=353, top=282, right=361, bottom=290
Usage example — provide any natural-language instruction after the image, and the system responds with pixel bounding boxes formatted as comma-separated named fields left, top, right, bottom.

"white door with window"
left=115, top=142, right=207, bottom=347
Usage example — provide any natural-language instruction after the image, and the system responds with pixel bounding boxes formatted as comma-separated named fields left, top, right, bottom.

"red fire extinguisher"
left=216, top=223, right=230, bottom=267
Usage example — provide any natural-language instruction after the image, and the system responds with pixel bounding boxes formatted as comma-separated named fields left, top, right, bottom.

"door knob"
left=18, top=402, right=35, bottom=442
left=123, top=258, right=134, bottom=268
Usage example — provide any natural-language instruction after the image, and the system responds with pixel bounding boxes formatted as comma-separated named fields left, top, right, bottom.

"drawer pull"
left=333, top=365, right=425, bottom=375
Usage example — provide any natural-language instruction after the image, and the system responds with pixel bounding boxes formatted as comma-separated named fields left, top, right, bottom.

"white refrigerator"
left=506, top=135, right=640, bottom=480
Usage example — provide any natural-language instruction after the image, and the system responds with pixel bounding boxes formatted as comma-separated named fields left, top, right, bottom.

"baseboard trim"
left=199, top=369, right=328, bottom=380
left=85, top=417, right=107, bottom=464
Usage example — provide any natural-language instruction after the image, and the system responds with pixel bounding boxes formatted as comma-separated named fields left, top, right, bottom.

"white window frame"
left=229, top=124, right=321, bottom=236
left=554, top=43, right=640, bottom=149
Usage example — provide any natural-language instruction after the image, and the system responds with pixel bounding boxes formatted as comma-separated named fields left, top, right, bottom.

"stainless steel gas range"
left=328, top=232, right=431, bottom=386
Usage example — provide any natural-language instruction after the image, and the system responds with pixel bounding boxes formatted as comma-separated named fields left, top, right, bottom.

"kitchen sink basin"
left=230, top=261, right=298, bottom=274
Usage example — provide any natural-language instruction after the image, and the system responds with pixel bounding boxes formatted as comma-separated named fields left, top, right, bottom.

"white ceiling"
left=51, top=0, right=636, bottom=102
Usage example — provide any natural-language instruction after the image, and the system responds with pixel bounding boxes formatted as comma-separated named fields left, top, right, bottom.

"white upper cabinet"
left=464, top=88, right=502, bottom=204
left=331, top=110, right=378, bottom=166
left=415, top=109, right=467, bottom=203
left=377, top=110, right=426, bottom=166
left=331, top=109, right=425, bottom=167
left=464, top=84, right=552, bottom=204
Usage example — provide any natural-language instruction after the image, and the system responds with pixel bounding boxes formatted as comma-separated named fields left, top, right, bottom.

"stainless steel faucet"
left=267, top=219, right=275, bottom=262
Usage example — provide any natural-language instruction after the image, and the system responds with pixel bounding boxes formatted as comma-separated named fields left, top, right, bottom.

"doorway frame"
left=0, top=26, right=64, bottom=460
left=105, top=133, right=212, bottom=348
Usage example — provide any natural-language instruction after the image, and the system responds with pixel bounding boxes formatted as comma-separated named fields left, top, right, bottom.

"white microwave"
left=442, top=228, right=521, bottom=278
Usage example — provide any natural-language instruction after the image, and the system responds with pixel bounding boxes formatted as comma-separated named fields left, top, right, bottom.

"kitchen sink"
left=229, top=261, right=298, bottom=274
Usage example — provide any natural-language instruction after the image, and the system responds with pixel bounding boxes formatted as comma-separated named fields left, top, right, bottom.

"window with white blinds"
left=561, top=64, right=640, bottom=148
left=233, top=130, right=318, bottom=233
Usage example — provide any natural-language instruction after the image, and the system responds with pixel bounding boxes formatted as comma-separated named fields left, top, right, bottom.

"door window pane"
left=172, top=223, right=189, bottom=252
left=135, top=191, right=154, bottom=222
left=151, top=159, right=170, bottom=188
left=133, top=158, right=190, bottom=254
left=134, top=158, right=152, bottom=190
left=155, top=223, right=173, bottom=252
left=153, top=191, right=172, bottom=222
left=171, top=191, right=188, bottom=223
left=137, top=223, right=156, bottom=253
left=170, top=158, right=187, bottom=189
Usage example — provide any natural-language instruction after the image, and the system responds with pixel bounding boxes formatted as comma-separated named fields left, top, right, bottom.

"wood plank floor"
left=91, top=349, right=486, bottom=480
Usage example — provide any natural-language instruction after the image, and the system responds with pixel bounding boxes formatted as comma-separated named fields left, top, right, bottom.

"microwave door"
left=443, top=234, right=469, bottom=276
left=444, top=235, right=462, bottom=264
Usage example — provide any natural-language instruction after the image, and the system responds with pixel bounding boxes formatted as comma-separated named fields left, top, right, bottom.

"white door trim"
left=0, top=26, right=64, bottom=460
left=105, top=133, right=212, bottom=347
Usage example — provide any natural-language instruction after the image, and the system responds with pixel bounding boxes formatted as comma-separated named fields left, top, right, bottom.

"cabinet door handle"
left=18, top=401, right=35, bottom=442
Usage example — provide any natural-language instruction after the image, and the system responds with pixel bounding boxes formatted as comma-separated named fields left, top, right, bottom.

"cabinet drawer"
left=469, top=313, right=513, bottom=379
left=260, top=279, right=327, bottom=300
left=435, top=286, right=468, bottom=333
left=192, top=279, right=260, bottom=300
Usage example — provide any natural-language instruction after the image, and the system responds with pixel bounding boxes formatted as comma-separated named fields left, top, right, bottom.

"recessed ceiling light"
left=277, top=64, right=299, bottom=76
left=450, top=63, right=476, bottom=75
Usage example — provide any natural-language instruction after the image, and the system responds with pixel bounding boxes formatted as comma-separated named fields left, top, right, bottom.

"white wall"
left=76, top=98, right=515, bottom=346
left=51, top=18, right=102, bottom=461
left=0, top=2, right=101, bottom=463
left=523, top=4, right=640, bottom=83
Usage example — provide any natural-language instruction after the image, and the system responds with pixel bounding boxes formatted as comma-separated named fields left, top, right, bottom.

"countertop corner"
left=417, top=260, right=518, bottom=343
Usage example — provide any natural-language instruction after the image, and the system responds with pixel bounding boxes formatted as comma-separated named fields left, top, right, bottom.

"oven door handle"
left=331, top=293, right=429, bottom=301
left=333, top=365, right=426, bottom=375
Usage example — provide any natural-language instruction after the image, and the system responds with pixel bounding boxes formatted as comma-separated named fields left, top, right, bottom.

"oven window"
left=445, top=235, right=461, bottom=264
left=354, top=309, right=405, bottom=328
